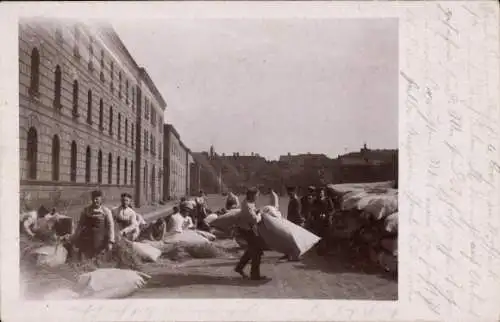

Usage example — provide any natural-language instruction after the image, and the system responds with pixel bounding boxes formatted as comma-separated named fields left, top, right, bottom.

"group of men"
left=21, top=185, right=338, bottom=280
left=286, top=185, right=339, bottom=255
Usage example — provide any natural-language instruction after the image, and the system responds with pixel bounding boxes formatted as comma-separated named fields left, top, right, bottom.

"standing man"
left=234, top=187, right=269, bottom=281
left=301, top=186, right=316, bottom=230
left=286, top=186, right=304, bottom=226
left=277, top=186, right=304, bottom=261
left=112, top=193, right=140, bottom=241
left=74, top=190, right=115, bottom=261
left=311, top=187, right=334, bottom=255
left=194, top=190, right=209, bottom=230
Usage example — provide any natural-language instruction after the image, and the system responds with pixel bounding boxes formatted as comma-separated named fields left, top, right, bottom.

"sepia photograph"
left=17, top=16, right=399, bottom=301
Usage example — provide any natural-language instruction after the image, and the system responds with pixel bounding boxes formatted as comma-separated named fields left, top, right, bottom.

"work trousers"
left=235, top=227, right=264, bottom=279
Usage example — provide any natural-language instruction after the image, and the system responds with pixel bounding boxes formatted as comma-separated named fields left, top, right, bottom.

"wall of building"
left=138, top=76, right=164, bottom=205
left=163, top=125, right=191, bottom=200
left=186, top=152, right=194, bottom=196
left=19, top=18, right=165, bottom=211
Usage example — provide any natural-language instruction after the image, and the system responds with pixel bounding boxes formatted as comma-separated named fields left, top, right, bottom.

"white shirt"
left=169, top=213, right=194, bottom=233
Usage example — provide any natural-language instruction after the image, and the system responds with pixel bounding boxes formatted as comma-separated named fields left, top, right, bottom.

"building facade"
left=163, top=124, right=192, bottom=200
left=137, top=69, right=166, bottom=206
left=19, top=18, right=166, bottom=211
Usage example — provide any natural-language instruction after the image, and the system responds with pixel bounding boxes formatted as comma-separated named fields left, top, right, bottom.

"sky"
left=112, top=18, right=398, bottom=160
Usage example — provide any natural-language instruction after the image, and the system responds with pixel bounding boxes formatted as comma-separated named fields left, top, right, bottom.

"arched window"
left=118, top=113, right=121, bottom=140
left=85, top=146, right=91, bottom=183
left=131, top=123, right=135, bottom=147
left=116, top=156, right=121, bottom=185
left=109, top=106, right=113, bottom=136
left=88, top=37, right=94, bottom=71
left=54, top=65, right=62, bottom=108
left=144, top=163, right=148, bottom=189
left=125, top=79, right=129, bottom=104
left=151, top=165, right=156, bottom=199
left=124, top=158, right=128, bottom=185
left=70, top=141, right=77, bottom=182
left=29, top=48, right=40, bottom=96
left=72, top=80, right=79, bottom=115
left=110, top=61, right=114, bottom=92
left=100, top=49, right=104, bottom=69
left=118, top=71, right=122, bottom=98
left=27, top=127, right=38, bottom=179
left=87, top=89, right=92, bottom=124
left=108, top=152, right=112, bottom=184
left=125, top=118, right=128, bottom=145
left=97, top=149, right=103, bottom=184
left=130, top=160, right=134, bottom=184
left=131, top=87, right=135, bottom=108
left=99, top=99, right=104, bottom=130
left=51, top=135, right=60, bottom=181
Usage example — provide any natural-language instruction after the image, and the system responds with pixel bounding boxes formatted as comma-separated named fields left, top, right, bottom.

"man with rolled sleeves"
left=233, top=187, right=270, bottom=281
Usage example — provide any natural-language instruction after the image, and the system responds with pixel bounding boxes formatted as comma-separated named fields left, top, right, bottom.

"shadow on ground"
left=290, top=244, right=397, bottom=281
left=146, top=272, right=271, bottom=289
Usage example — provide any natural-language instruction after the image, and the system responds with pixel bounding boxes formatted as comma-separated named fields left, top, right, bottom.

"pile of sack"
left=327, top=181, right=398, bottom=273
left=41, top=268, right=151, bottom=300
left=138, top=229, right=228, bottom=261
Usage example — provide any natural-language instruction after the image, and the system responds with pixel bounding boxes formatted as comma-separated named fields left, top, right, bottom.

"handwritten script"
left=401, top=2, right=499, bottom=321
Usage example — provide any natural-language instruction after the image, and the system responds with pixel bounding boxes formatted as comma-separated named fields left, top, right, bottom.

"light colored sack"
left=164, top=230, right=210, bottom=246
left=132, top=242, right=162, bottom=262
left=261, top=206, right=282, bottom=218
left=32, top=244, right=68, bottom=267
left=43, top=288, right=79, bottom=300
left=76, top=268, right=151, bottom=299
left=384, top=212, right=398, bottom=234
left=204, top=213, right=218, bottom=225
left=341, top=191, right=370, bottom=211
left=209, top=208, right=241, bottom=231
left=141, top=240, right=174, bottom=254
left=268, top=191, right=279, bottom=209
left=196, top=230, right=216, bottom=241
left=258, top=213, right=320, bottom=258
left=357, top=194, right=398, bottom=220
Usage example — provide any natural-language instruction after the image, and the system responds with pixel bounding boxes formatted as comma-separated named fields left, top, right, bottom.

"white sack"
left=131, top=242, right=162, bottom=262
left=76, top=268, right=151, bottom=299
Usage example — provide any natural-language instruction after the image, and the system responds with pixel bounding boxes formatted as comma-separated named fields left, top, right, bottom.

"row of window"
left=67, top=24, right=163, bottom=134
left=64, top=24, right=136, bottom=109
left=143, top=97, right=163, bottom=133
left=144, top=129, right=159, bottom=156
left=29, top=48, right=135, bottom=147
left=142, top=162, right=162, bottom=192
left=25, top=127, right=134, bottom=185
left=28, top=47, right=163, bottom=153
left=171, top=143, right=185, bottom=162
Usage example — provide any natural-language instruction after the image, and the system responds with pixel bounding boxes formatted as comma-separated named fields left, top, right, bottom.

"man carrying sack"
left=233, top=187, right=270, bottom=281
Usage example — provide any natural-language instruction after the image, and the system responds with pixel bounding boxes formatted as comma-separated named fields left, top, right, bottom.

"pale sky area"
left=112, top=18, right=398, bottom=160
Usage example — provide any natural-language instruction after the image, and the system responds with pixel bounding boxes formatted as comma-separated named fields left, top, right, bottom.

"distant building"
left=19, top=18, right=165, bottom=211
left=163, top=124, right=192, bottom=200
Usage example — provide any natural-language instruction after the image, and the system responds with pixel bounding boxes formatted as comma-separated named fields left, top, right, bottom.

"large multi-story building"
left=19, top=18, right=166, bottom=211
left=137, top=68, right=166, bottom=205
left=162, top=124, right=193, bottom=200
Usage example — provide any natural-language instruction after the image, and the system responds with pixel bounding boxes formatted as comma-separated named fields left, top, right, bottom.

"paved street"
left=127, top=194, right=397, bottom=300
left=132, top=240, right=397, bottom=300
